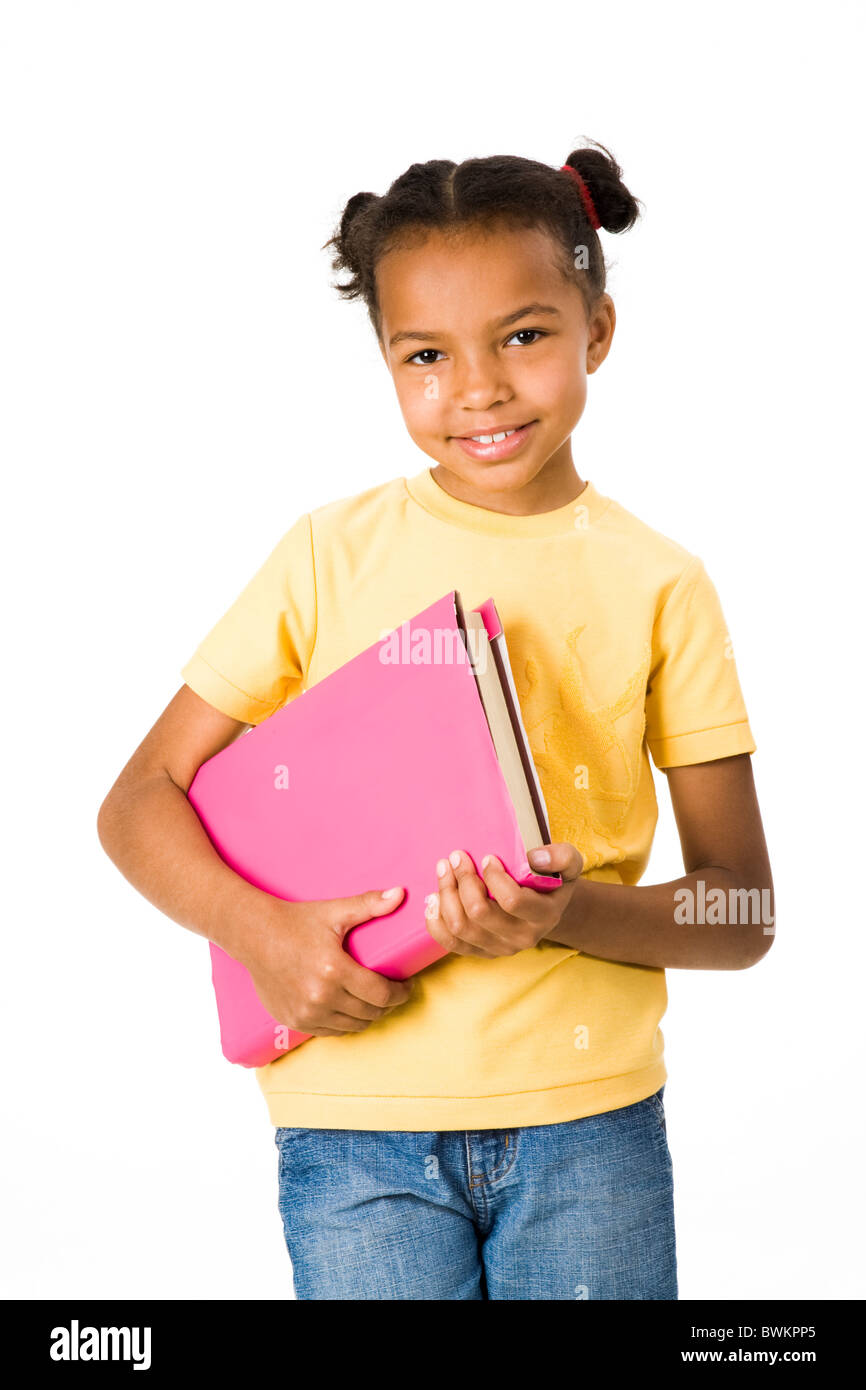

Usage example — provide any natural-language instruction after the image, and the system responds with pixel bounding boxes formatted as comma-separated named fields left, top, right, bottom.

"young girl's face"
left=376, top=222, right=615, bottom=504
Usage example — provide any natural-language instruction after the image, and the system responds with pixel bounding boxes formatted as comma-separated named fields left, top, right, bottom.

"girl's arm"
left=546, top=753, right=774, bottom=969
left=97, top=684, right=277, bottom=962
left=97, top=684, right=413, bottom=1035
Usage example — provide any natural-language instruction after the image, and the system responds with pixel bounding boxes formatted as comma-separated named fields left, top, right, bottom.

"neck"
left=430, top=450, right=585, bottom=517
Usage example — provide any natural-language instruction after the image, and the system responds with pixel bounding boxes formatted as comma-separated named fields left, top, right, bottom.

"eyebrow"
left=388, top=302, right=562, bottom=349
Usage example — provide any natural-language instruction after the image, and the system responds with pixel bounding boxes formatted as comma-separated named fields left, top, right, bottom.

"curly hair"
left=322, top=139, right=643, bottom=341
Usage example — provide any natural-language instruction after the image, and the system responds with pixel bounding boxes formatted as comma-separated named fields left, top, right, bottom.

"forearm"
left=546, top=865, right=774, bottom=969
left=97, top=772, right=272, bottom=966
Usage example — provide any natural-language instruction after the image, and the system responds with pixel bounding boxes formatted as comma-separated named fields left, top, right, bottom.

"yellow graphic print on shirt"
left=517, top=625, right=652, bottom=871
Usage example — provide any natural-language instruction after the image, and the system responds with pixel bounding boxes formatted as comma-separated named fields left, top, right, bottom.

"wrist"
left=208, top=869, right=284, bottom=968
left=546, top=875, right=596, bottom=949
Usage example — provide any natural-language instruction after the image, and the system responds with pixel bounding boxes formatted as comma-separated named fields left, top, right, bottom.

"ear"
left=587, top=293, right=616, bottom=374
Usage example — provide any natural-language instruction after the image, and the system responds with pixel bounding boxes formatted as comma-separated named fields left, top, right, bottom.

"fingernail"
left=424, top=892, right=440, bottom=919
left=481, top=855, right=492, bottom=871
left=436, top=858, right=448, bottom=878
left=449, top=850, right=461, bottom=869
left=381, top=886, right=403, bottom=899
left=529, top=848, right=551, bottom=865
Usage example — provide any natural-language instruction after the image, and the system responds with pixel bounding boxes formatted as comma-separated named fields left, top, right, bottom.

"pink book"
left=187, top=590, right=562, bottom=1067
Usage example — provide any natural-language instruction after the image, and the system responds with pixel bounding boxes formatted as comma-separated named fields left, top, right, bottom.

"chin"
left=466, top=460, right=541, bottom=488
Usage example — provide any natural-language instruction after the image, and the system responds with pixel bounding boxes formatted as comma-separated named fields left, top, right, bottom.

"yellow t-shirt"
left=182, top=468, right=756, bottom=1130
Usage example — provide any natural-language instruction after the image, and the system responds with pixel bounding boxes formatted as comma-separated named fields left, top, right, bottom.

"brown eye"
left=506, top=329, right=547, bottom=347
left=406, top=348, right=445, bottom=366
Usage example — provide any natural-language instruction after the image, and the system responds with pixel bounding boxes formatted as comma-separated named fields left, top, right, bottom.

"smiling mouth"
left=451, top=419, right=537, bottom=442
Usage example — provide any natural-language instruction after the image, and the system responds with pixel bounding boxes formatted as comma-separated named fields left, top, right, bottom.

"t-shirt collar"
left=404, top=467, right=608, bottom=538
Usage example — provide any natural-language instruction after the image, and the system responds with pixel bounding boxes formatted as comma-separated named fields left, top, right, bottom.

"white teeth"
left=470, top=428, right=518, bottom=443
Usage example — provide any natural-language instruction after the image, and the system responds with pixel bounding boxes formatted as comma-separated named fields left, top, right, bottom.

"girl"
left=97, top=141, right=774, bottom=1301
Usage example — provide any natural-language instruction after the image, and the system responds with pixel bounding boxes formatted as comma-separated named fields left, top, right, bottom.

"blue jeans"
left=274, top=1086, right=677, bottom=1300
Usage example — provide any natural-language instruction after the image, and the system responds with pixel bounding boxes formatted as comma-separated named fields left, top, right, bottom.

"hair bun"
left=562, top=140, right=642, bottom=235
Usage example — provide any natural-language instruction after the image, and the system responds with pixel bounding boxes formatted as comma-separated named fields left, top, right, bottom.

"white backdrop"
left=2, top=0, right=863, bottom=1301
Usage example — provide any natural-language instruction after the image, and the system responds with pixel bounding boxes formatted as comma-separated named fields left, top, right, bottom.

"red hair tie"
left=559, top=164, right=601, bottom=230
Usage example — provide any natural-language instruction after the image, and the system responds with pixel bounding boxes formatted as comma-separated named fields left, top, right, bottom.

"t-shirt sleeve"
left=644, top=555, right=756, bottom=769
left=181, top=512, right=317, bottom=725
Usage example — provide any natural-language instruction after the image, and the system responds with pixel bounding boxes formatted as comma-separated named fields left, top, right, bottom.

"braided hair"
left=322, top=139, right=642, bottom=341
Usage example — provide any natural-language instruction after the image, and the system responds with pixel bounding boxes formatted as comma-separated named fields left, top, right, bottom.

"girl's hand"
left=424, top=844, right=584, bottom=958
left=241, top=888, right=414, bottom=1037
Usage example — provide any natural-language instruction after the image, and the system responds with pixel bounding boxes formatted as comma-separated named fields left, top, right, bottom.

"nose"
left=452, top=352, right=513, bottom=412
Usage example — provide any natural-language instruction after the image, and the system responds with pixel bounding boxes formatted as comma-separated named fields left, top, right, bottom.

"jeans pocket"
left=648, top=1087, right=667, bottom=1136
left=274, top=1126, right=310, bottom=1147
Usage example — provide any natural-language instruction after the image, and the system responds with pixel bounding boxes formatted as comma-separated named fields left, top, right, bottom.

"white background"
left=2, top=0, right=863, bottom=1301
